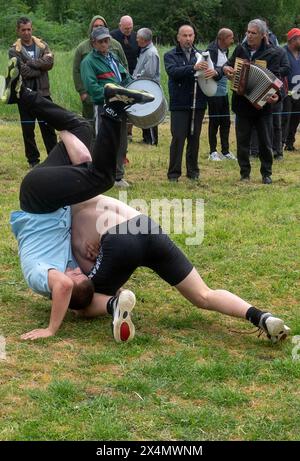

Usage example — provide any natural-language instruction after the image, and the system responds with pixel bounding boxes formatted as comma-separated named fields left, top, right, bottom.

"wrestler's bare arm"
left=21, top=270, right=73, bottom=340
left=59, top=130, right=92, bottom=165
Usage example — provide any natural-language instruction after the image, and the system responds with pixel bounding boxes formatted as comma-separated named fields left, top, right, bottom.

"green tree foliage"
left=216, top=0, right=300, bottom=42
left=1, top=0, right=300, bottom=49
left=0, top=0, right=30, bottom=47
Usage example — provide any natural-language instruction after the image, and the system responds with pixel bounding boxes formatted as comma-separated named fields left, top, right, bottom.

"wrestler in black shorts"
left=19, top=88, right=120, bottom=213
left=88, top=215, right=194, bottom=295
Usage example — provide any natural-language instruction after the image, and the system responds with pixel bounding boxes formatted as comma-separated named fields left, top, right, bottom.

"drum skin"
left=126, top=79, right=168, bottom=129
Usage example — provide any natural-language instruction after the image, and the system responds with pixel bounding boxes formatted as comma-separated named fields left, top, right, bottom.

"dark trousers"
left=81, top=97, right=96, bottom=143
left=142, top=126, right=158, bottom=145
left=250, top=101, right=283, bottom=157
left=250, top=127, right=259, bottom=155
left=207, top=95, right=230, bottom=154
left=95, top=105, right=127, bottom=181
left=235, top=113, right=273, bottom=178
left=272, top=100, right=283, bottom=157
left=168, top=109, right=205, bottom=179
left=17, top=96, right=57, bottom=164
left=282, top=95, right=300, bottom=148
left=20, top=89, right=120, bottom=213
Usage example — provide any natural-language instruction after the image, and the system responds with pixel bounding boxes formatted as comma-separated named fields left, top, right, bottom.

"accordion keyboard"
left=231, top=58, right=283, bottom=109
left=231, top=58, right=248, bottom=92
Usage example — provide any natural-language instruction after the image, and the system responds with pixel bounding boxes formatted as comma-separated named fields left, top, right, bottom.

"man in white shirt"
left=206, top=28, right=236, bottom=161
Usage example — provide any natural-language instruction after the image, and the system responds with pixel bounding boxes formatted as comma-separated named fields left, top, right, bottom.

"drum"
left=126, top=79, right=167, bottom=129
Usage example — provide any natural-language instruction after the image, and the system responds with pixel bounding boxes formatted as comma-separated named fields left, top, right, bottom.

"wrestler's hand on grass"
left=21, top=327, right=55, bottom=341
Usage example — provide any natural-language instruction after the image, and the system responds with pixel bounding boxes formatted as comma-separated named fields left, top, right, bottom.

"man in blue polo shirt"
left=11, top=207, right=78, bottom=297
left=2, top=57, right=153, bottom=340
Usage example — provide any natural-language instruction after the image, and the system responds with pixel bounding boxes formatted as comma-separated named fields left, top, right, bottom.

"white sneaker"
left=112, top=290, right=136, bottom=343
left=209, top=151, right=223, bottom=161
left=114, top=179, right=130, bottom=188
left=223, top=152, right=236, bottom=160
left=259, top=313, right=290, bottom=343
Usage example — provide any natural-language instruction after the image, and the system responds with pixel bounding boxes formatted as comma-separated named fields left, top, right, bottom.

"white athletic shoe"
left=209, top=151, right=223, bottom=161
left=104, top=83, right=155, bottom=106
left=259, top=313, right=290, bottom=343
left=1, top=57, right=22, bottom=104
left=112, top=290, right=136, bottom=343
left=223, top=152, right=236, bottom=160
left=114, top=179, right=130, bottom=188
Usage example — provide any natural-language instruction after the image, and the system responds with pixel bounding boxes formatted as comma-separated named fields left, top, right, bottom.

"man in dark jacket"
left=224, top=19, right=283, bottom=184
left=206, top=28, right=235, bottom=161
left=9, top=16, right=57, bottom=168
left=281, top=28, right=300, bottom=152
left=110, top=16, right=139, bottom=75
left=164, top=24, right=218, bottom=182
left=111, top=15, right=140, bottom=141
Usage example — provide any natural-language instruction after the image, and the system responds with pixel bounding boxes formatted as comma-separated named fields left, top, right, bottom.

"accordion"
left=231, top=57, right=283, bottom=109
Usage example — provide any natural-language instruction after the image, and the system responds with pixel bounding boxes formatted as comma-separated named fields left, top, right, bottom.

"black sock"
left=246, top=306, right=265, bottom=327
left=106, top=296, right=118, bottom=315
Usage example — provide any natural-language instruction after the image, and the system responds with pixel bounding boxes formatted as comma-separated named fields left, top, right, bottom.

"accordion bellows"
left=231, top=57, right=283, bottom=109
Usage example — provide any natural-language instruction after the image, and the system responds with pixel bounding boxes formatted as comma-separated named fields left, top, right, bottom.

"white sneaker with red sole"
left=112, top=290, right=136, bottom=343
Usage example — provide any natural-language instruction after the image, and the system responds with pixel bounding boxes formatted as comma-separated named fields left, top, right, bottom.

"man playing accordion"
left=223, top=19, right=287, bottom=184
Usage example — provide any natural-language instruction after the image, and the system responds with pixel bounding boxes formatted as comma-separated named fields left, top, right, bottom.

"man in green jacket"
left=73, top=15, right=128, bottom=123
left=81, top=26, right=132, bottom=187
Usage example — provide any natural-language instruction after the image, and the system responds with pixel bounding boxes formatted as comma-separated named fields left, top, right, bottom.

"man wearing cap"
left=224, top=19, right=283, bottom=184
left=73, top=15, right=128, bottom=125
left=281, top=28, right=300, bottom=152
left=81, top=26, right=132, bottom=188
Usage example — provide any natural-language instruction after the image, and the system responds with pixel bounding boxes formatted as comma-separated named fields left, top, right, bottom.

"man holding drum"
left=81, top=26, right=132, bottom=188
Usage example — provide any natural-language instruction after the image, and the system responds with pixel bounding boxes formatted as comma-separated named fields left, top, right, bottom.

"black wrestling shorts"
left=88, top=215, right=193, bottom=295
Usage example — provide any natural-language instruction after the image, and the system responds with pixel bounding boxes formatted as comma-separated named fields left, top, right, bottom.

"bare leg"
left=175, top=268, right=251, bottom=318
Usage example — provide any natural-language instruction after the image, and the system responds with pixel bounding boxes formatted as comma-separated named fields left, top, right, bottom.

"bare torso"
left=71, top=195, right=141, bottom=273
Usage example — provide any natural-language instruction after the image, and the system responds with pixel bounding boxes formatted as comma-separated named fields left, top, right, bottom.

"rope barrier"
left=1, top=111, right=300, bottom=125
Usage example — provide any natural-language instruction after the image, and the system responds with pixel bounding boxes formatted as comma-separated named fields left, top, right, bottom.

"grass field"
left=0, top=50, right=300, bottom=441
